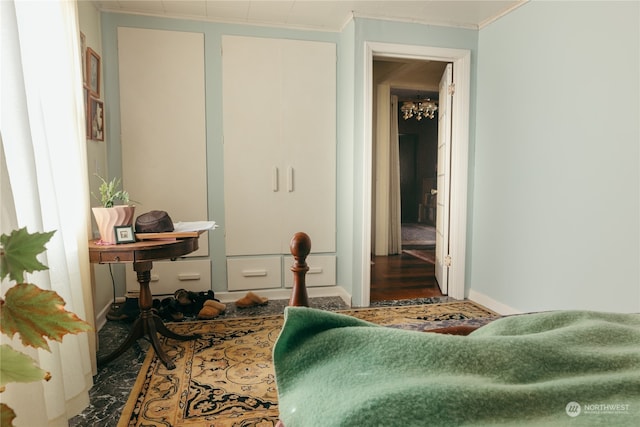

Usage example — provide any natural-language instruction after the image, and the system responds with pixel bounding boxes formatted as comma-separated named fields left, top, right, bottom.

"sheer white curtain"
left=374, top=89, right=402, bottom=255
left=388, top=95, right=402, bottom=254
left=1, top=0, right=95, bottom=425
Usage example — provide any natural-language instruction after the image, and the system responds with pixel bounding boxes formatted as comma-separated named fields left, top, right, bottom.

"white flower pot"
left=92, top=205, right=136, bottom=244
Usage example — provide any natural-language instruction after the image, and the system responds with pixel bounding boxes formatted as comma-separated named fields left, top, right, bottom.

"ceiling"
left=91, top=0, right=526, bottom=31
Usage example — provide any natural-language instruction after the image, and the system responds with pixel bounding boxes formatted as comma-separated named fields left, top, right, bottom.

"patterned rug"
left=401, top=223, right=436, bottom=247
left=118, top=301, right=499, bottom=427
left=403, top=248, right=436, bottom=264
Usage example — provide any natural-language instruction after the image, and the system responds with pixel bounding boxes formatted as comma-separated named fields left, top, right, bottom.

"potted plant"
left=0, top=228, right=92, bottom=426
left=91, top=175, right=136, bottom=244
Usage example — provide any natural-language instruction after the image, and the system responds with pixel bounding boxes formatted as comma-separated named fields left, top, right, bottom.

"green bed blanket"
left=273, top=308, right=640, bottom=426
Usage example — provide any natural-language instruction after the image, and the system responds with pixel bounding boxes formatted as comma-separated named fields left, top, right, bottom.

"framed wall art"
left=84, top=87, right=90, bottom=138
left=80, top=32, right=86, bottom=82
left=86, top=47, right=101, bottom=97
left=89, top=97, right=104, bottom=141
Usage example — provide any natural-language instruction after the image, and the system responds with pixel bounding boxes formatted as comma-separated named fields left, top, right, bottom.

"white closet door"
left=280, top=40, right=336, bottom=254
left=222, top=36, right=284, bottom=256
left=118, top=27, right=208, bottom=256
left=222, top=36, right=336, bottom=257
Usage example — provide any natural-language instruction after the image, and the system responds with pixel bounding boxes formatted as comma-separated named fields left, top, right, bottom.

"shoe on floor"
left=197, top=305, right=220, bottom=319
left=235, top=291, right=268, bottom=308
left=203, top=299, right=226, bottom=312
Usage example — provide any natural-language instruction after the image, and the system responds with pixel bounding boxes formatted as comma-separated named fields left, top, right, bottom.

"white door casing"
left=435, top=63, right=453, bottom=294
left=362, top=42, right=470, bottom=306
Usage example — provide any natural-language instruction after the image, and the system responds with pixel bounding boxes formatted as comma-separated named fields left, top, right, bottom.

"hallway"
left=370, top=246, right=443, bottom=302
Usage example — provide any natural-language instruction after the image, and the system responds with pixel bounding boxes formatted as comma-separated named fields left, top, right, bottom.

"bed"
left=273, top=233, right=640, bottom=426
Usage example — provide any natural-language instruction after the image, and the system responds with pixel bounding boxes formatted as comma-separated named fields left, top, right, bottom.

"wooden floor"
left=370, top=249, right=444, bottom=302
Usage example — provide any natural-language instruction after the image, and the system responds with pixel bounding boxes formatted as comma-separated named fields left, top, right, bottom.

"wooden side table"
left=89, top=236, right=202, bottom=369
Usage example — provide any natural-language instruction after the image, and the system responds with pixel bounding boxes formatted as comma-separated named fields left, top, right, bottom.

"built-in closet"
left=117, top=27, right=210, bottom=295
left=222, top=35, right=337, bottom=291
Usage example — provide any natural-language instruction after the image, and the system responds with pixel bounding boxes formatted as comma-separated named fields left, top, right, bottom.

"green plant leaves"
left=92, top=174, right=130, bottom=207
left=0, top=227, right=93, bottom=426
left=1, top=403, right=17, bottom=427
left=0, top=344, right=50, bottom=387
left=0, top=283, right=92, bottom=351
left=0, top=228, right=54, bottom=284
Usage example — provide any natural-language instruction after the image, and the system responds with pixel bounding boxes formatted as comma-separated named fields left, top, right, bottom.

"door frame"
left=361, top=42, right=470, bottom=305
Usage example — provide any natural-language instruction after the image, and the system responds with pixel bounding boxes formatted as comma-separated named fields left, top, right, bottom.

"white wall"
left=471, top=1, right=640, bottom=313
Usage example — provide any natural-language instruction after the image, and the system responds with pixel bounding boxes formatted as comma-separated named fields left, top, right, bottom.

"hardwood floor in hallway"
left=370, top=249, right=444, bottom=302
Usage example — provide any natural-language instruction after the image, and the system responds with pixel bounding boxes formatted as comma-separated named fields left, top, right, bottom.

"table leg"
left=97, top=261, right=201, bottom=370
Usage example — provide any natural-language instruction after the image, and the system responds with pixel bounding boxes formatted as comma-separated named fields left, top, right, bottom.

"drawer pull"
left=242, top=269, right=267, bottom=277
left=178, top=273, right=201, bottom=281
left=150, top=274, right=160, bottom=282
left=308, top=267, right=323, bottom=275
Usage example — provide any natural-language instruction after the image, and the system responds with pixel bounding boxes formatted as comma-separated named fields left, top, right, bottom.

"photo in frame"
left=80, top=32, right=86, bottom=83
left=89, top=97, right=104, bottom=141
left=114, top=226, right=135, bottom=244
left=86, top=47, right=100, bottom=97
left=84, top=87, right=90, bottom=138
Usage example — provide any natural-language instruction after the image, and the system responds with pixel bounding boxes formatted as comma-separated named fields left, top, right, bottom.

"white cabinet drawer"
left=284, top=255, right=335, bottom=288
left=227, top=256, right=282, bottom=291
left=125, top=258, right=211, bottom=296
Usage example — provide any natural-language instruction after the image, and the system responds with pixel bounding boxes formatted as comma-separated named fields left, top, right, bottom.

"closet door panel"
left=222, top=36, right=336, bottom=263
left=281, top=40, right=336, bottom=253
left=222, top=36, right=283, bottom=256
left=118, top=27, right=208, bottom=256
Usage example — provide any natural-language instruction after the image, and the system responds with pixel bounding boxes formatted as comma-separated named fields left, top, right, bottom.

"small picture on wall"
left=90, top=97, right=104, bottom=141
left=80, top=32, right=86, bottom=83
left=86, top=47, right=100, bottom=97
left=84, top=87, right=90, bottom=138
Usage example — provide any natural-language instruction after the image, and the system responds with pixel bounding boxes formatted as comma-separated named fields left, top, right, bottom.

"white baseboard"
left=467, top=289, right=522, bottom=315
left=95, top=302, right=110, bottom=332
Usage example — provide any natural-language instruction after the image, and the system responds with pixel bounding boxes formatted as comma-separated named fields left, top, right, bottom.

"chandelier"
left=400, top=98, right=438, bottom=121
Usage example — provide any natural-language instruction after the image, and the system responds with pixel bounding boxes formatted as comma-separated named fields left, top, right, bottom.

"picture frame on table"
left=114, top=226, right=136, bottom=244
left=89, top=97, right=104, bottom=141
left=86, top=47, right=100, bottom=97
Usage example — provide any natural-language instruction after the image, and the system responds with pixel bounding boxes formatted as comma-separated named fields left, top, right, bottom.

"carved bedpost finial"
left=289, top=232, right=311, bottom=307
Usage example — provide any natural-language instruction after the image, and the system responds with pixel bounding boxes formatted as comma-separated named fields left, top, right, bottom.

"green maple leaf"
left=0, top=228, right=55, bottom=283
left=0, top=283, right=92, bottom=351
left=0, top=344, right=50, bottom=387
left=0, top=403, right=17, bottom=427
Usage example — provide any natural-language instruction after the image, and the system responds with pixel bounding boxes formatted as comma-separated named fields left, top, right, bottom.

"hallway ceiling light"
left=401, top=99, right=438, bottom=121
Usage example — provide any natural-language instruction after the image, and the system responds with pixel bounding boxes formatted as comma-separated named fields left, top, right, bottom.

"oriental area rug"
left=118, top=301, right=499, bottom=427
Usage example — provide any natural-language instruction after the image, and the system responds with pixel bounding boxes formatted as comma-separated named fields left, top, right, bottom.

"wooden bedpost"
left=289, top=232, right=311, bottom=307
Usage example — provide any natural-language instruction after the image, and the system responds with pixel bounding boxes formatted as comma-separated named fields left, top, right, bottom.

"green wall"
left=472, top=1, right=640, bottom=312
left=100, top=12, right=478, bottom=304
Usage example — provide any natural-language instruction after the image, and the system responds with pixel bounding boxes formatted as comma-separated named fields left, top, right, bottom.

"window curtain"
left=374, top=89, right=402, bottom=256
left=388, top=95, right=402, bottom=254
left=1, top=0, right=95, bottom=424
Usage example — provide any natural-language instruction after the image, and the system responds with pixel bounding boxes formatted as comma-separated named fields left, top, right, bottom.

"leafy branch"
left=0, top=228, right=92, bottom=427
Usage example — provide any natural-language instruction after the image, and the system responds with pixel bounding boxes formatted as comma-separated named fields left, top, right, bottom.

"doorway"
left=370, top=71, right=442, bottom=301
left=361, top=42, right=471, bottom=307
